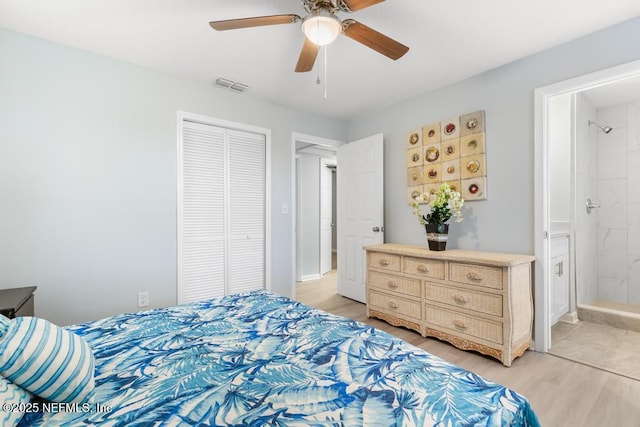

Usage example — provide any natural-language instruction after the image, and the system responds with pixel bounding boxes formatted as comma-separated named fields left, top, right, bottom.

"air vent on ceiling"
left=213, top=77, right=250, bottom=93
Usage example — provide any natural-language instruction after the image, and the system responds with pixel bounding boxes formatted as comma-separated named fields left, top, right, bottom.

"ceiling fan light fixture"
left=301, top=10, right=342, bottom=46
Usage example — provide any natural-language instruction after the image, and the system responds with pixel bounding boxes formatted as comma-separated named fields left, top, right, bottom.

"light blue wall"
left=347, top=17, right=640, bottom=254
left=3, top=17, right=640, bottom=325
left=0, top=28, right=347, bottom=325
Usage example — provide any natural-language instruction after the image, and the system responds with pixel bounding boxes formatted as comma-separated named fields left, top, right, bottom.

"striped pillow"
left=0, top=315, right=95, bottom=403
left=0, top=376, right=33, bottom=427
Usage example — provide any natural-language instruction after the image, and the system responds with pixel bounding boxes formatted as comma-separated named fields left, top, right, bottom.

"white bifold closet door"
left=179, top=120, right=266, bottom=303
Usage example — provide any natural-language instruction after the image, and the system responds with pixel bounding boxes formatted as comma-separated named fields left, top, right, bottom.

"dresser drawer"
left=369, top=290, right=421, bottom=321
left=449, top=263, right=503, bottom=289
left=424, top=283, right=502, bottom=316
left=369, top=271, right=421, bottom=298
left=369, top=253, right=401, bottom=272
left=425, top=304, right=503, bottom=344
left=404, top=257, right=445, bottom=279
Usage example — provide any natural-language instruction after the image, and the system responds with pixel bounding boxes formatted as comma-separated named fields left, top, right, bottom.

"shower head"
left=588, top=120, right=613, bottom=134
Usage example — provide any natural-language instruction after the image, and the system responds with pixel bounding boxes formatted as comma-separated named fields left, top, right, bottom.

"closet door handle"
left=555, top=261, right=564, bottom=276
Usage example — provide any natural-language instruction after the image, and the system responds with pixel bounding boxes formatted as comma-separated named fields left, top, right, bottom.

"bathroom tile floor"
left=550, top=320, right=640, bottom=381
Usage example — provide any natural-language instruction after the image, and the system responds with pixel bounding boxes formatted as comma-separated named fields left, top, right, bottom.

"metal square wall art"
left=406, top=110, right=487, bottom=203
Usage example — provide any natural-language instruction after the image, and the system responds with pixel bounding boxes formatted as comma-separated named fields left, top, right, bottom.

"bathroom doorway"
left=535, top=59, right=640, bottom=378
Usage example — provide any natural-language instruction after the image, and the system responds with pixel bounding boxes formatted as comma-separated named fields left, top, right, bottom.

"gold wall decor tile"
left=460, top=132, right=485, bottom=157
left=423, top=164, right=442, bottom=183
left=440, top=116, right=460, bottom=140
left=424, top=143, right=442, bottom=164
left=407, top=185, right=423, bottom=204
left=422, top=123, right=441, bottom=145
left=443, top=180, right=462, bottom=193
left=407, top=146, right=423, bottom=167
left=461, top=177, right=487, bottom=200
left=407, top=129, right=422, bottom=148
left=407, top=166, right=423, bottom=186
left=442, top=139, right=460, bottom=160
left=460, top=110, right=485, bottom=137
left=442, top=159, right=461, bottom=181
left=461, top=154, right=486, bottom=179
left=423, top=183, right=441, bottom=199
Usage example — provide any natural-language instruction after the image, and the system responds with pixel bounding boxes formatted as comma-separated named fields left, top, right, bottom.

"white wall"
left=346, top=17, right=640, bottom=256
left=297, top=153, right=321, bottom=279
left=549, top=94, right=572, bottom=222
left=595, top=100, right=640, bottom=305
left=0, top=28, right=347, bottom=325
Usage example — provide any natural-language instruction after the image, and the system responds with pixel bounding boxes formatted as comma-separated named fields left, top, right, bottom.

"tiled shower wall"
left=596, top=100, right=640, bottom=305
left=575, top=93, right=598, bottom=306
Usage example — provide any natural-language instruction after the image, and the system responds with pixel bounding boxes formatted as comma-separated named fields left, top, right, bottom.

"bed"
left=5, top=290, right=539, bottom=426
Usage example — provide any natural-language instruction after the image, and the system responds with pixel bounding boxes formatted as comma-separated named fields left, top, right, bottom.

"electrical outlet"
left=137, top=291, right=149, bottom=308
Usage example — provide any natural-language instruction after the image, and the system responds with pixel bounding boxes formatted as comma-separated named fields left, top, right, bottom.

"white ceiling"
left=1, top=0, right=639, bottom=119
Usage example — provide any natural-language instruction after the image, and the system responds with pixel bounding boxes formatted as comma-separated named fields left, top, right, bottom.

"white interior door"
left=179, top=121, right=227, bottom=302
left=227, top=129, right=266, bottom=294
left=178, top=114, right=270, bottom=304
left=320, top=162, right=333, bottom=275
left=337, top=134, right=384, bottom=303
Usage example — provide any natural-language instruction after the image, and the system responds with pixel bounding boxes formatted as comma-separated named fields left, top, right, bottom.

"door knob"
left=372, top=226, right=384, bottom=232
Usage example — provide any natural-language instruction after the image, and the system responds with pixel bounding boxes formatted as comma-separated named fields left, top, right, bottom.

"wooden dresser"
left=364, top=243, right=534, bottom=366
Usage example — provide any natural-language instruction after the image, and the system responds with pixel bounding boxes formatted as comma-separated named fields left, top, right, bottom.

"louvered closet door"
left=181, top=121, right=227, bottom=301
left=227, top=129, right=265, bottom=294
left=179, top=120, right=267, bottom=303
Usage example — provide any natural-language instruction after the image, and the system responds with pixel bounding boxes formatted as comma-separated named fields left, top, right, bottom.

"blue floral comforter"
left=20, top=290, right=540, bottom=426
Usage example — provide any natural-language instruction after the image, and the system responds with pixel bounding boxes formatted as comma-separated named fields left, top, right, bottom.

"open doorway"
left=534, top=58, right=640, bottom=355
left=292, top=133, right=344, bottom=297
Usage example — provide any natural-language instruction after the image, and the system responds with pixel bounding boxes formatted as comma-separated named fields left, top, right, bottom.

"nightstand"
left=0, top=286, right=37, bottom=318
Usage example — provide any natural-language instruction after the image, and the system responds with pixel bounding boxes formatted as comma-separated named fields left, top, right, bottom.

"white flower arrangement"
left=412, top=183, right=464, bottom=227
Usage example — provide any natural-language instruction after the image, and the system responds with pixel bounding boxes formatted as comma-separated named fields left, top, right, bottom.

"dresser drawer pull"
left=379, top=259, right=390, bottom=266
left=417, top=264, right=429, bottom=273
left=453, top=294, right=467, bottom=305
left=466, top=272, right=482, bottom=282
left=388, top=301, right=399, bottom=309
left=387, top=281, right=398, bottom=289
left=453, top=319, right=467, bottom=329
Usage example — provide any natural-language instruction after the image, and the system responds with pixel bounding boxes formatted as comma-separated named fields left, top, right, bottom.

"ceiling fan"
left=209, top=0, right=409, bottom=73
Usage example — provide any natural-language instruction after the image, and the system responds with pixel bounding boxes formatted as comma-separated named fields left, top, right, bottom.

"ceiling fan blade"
left=342, top=19, right=409, bottom=60
left=341, top=0, right=385, bottom=12
left=210, top=14, right=300, bottom=31
left=295, top=38, right=320, bottom=72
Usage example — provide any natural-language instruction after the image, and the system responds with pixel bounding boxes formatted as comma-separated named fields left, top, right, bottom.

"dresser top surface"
left=0, top=286, right=37, bottom=311
left=364, top=243, right=535, bottom=266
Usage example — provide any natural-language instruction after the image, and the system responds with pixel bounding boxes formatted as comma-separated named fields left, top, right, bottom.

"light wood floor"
left=296, top=270, right=640, bottom=427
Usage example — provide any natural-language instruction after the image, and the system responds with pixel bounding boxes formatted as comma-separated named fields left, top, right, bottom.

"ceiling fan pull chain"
left=324, top=45, right=328, bottom=99
left=315, top=18, right=322, bottom=86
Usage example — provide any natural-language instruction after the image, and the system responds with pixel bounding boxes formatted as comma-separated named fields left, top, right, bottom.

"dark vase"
left=425, top=223, right=449, bottom=251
